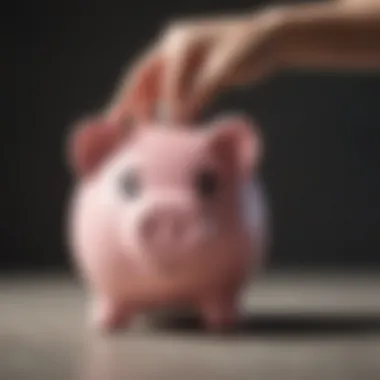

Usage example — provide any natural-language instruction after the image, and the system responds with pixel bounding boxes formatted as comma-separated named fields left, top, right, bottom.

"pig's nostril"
left=140, top=209, right=201, bottom=250
left=158, top=216, right=185, bottom=241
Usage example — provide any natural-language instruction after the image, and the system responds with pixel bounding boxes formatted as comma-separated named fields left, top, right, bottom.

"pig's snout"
left=138, top=204, right=206, bottom=254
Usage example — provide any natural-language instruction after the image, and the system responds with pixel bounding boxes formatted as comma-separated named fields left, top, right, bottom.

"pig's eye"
left=195, top=170, right=219, bottom=199
left=120, top=171, right=140, bottom=199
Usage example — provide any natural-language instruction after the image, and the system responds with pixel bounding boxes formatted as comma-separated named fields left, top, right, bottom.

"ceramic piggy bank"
left=66, top=115, right=269, bottom=333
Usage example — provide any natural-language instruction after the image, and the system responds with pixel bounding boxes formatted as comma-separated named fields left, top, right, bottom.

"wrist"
left=266, top=1, right=349, bottom=68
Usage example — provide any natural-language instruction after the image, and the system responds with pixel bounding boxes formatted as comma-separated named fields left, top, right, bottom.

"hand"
left=106, top=9, right=285, bottom=124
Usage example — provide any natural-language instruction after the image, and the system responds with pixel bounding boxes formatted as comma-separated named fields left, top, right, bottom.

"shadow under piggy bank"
left=146, top=311, right=380, bottom=338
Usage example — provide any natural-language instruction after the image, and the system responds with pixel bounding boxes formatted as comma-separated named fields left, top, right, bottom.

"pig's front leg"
left=199, top=296, right=241, bottom=332
left=89, top=296, right=135, bottom=333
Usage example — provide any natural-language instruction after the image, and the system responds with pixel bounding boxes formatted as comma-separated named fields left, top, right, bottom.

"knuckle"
left=161, top=20, right=192, bottom=45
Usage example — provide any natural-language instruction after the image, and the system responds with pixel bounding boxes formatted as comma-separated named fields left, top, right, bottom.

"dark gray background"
left=2, top=0, right=380, bottom=271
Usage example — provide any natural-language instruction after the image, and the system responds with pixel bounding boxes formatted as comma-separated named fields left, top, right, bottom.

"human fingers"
left=183, top=42, right=239, bottom=122
left=107, top=48, right=163, bottom=124
left=159, top=25, right=208, bottom=123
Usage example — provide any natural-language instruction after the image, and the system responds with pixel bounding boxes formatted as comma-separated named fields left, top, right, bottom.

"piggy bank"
left=66, top=115, right=269, bottom=333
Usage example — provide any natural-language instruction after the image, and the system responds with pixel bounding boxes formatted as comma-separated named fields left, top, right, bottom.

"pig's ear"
left=208, top=115, right=263, bottom=177
left=66, top=116, right=129, bottom=178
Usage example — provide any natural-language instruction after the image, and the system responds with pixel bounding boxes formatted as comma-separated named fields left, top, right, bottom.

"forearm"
left=270, top=1, right=380, bottom=70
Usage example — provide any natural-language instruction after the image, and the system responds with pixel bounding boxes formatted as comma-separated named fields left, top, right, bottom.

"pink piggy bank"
left=66, top=115, right=269, bottom=333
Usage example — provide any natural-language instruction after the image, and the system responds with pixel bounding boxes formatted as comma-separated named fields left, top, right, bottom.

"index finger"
left=106, top=48, right=163, bottom=124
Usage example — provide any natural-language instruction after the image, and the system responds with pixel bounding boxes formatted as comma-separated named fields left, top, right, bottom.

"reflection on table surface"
left=1, top=271, right=380, bottom=380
